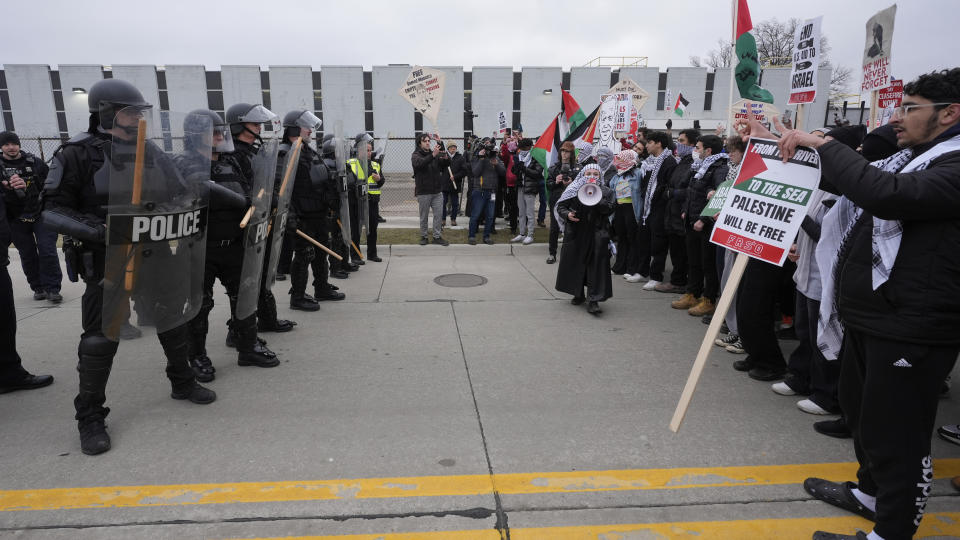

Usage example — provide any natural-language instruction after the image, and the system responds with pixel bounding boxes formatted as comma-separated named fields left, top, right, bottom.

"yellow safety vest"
left=347, top=159, right=382, bottom=195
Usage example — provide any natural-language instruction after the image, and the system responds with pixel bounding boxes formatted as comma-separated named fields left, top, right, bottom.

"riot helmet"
left=183, top=109, right=234, bottom=156
left=282, top=110, right=322, bottom=141
left=88, top=79, right=153, bottom=135
left=321, top=136, right=337, bottom=158
left=226, top=103, right=280, bottom=144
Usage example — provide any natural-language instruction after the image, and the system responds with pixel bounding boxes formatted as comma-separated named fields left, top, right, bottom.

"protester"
left=744, top=68, right=960, bottom=540
left=773, top=126, right=866, bottom=415
left=656, top=129, right=699, bottom=294
left=713, top=135, right=747, bottom=354
left=545, top=141, right=578, bottom=264
left=411, top=134, right=450, bottom=246
left=672, top=135, right=728, bottom=316
left=554, top=164, right=615, bottom=315
left=609, top=150, right=641, bottom=279
left=634, top=131, right=677, bottom=289
left=502, top=137, right=520, bottom=235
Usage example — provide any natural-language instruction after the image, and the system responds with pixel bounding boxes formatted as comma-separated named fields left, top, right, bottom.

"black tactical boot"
left=225, top=327, right=267, bottom=349
left=314, top=287, right=346, bottom=301
left=257, top=290, right=296, bottom=332
left=290, top=294, right=320, bottom=311
left=188, top=355, right=216, bottom=382
left=236, top=316, right=280, bottom=368
left=79, top=415, right=111, bottom=456
left=171, top=382, right=217, bottom=404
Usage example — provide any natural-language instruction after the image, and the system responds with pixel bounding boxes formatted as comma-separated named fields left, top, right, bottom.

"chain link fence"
left=14, top=136, right=478, bottom=217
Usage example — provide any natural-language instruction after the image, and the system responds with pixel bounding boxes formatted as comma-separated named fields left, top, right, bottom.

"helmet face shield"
left=104, top=104, right=156, bottom=139
left=295, top=111, right=322, bottom=132
left=213, top=122, right=235, bottom=153
left=238, top=105, right=281, bottom=137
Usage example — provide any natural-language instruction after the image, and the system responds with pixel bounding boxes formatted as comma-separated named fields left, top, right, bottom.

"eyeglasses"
left=893, top=102, right=956, bottom=117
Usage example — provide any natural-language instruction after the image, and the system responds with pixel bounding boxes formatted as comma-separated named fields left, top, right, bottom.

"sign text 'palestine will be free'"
left=710, top=138, right=821, bottom=266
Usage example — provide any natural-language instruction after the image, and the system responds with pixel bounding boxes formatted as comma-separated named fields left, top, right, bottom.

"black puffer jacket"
left=681, top=156, right=728, bottom=224
left=820, top=132, right=960, bottom=345
left=512, top=156, right=545, bottom=195
left=663, top=155, right=694, bottom=235
left=412, top=147, right=449, bottom=196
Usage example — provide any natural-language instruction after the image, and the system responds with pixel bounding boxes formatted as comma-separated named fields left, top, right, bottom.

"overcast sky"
left=5, top=0, right=958, bottom=97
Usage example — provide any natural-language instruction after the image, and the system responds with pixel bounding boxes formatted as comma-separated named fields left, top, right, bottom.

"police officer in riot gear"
left=281, top=111, right=346, bottom=311
left=346, top=133, right=373, bottom=267
left=42, top=80, right=216, bottom=456
left=224, top=102, right=296, bottom=334
left=174, top=109, right=276, bottom=382
left=321, top=135, right=352, bottom=279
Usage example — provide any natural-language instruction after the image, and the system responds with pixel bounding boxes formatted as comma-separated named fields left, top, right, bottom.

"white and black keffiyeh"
left=816, top=135, right=960, bottom=360
left=693, top=152, right=726, bottom=180
left=554, top=163, right=601, bottom=230
left=640, top=151, right=672, bottom=225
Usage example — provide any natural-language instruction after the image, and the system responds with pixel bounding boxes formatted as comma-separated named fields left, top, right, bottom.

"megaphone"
left=577, top=178, right=603, bottom=206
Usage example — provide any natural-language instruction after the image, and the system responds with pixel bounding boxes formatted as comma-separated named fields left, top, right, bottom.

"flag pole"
left=726, top=0, right=738, bottom=138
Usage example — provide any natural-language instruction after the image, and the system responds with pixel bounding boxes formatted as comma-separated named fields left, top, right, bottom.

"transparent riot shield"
left=102, top=108, right=208, bottom=341
left=235, top=138, right=279, bottom=320
left=263, top=137, right=302, bottom=287
left=333, top=121, right=352, bottom=247
left=355, top=136, right=370, bottom=239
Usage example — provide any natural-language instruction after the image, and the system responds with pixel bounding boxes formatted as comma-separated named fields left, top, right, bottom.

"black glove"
left=285, top=211, right=298, bottom=233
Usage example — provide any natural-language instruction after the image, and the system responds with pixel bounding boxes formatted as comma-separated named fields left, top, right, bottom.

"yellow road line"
left=231, top=512, right=960, bottom=540
left=2, top=460, right=958, bottom=512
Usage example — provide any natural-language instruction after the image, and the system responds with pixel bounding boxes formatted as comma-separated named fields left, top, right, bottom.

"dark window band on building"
left=561, top=71, right=570, bottom=91
left=657, top=72, right=668, bottom=110
left=205, top=71, right=224, bottom=116
left=363, top=70, right=373, bottom=135
left=1, top=70, right=14, bottom=132
left=704, top=71, right=716, bottom=111
left=463, top=71, right=473, bottom=138
left=49, top=70, right=68, bottom=140
left=610, top=69, right=619, bottom=86
left=260, top=70, right=271, bottom=110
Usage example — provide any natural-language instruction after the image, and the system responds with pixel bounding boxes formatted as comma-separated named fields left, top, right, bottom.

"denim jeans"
left=468, top=190, right=495, bottom=240
left=442, top=191, right=460, bottom=221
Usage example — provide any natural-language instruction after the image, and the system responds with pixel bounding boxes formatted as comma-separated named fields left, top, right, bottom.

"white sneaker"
left=558, top=235, right=564, bottom=242
left=622, top=273, right=631, bottom=279
left=797, top=399, right=832, bottom=415
left=522, top=236, right=534, bottom=245
left=642, top=280, right=661, bottom=291
left=510, top=235, right=524, bottom=243
left=772, top=382, right=797, bottom=396
left=625, top=273, right=646, bottom=283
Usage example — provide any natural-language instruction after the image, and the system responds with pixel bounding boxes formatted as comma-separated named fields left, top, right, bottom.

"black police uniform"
left=43, top=128, right=212, bottom=455
left=0, top=181, right=54, bottom=392
left=1, top=148, right=61, bottom=299
left=323, top=151, right=352, bottom=278
left=287, top=142, right=345, bottom=309
left=230, top=139, right=295, bottom=333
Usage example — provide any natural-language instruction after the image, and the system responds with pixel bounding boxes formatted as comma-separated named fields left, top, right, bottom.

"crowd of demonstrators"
left=1, top=131, right=62, bottom=303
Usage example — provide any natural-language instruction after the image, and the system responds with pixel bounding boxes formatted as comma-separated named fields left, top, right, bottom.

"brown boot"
left=688, top=297, right=716, bottom=317
left=671, top=293, right=699, bottom=310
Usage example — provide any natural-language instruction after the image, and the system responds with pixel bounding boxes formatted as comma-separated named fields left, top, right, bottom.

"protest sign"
left=876, top=79, right=903, bottom=127
left=497, top=111, right=508, bottom=134
left=731, top=99, right=780, bottom=125
left=398, top=66, right=446, bottom=129
left=861, top=5, right=896, bottom=93
left=700, top=176, right=735, bottom=219
left=788, top=16, right=822, bottom=104
left=709, top=138, right=821, bottom=265
left=613, top=93, right=632, bottom=133
left=595, top=93, right=625, bottom=152
left=607, top=77, right=650, bottom=113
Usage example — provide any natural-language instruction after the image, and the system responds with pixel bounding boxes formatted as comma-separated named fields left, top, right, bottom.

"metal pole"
left=37, top=137, right=45, bottom=161
left=726, top=0, right=739, bottom=137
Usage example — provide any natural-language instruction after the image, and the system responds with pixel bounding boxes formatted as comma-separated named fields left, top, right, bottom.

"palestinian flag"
left=674, top=93, right=689, bottom=117
left=558, top=89, right=587, bottom=140
left=734, top=0, right=775, bottom=104
left=565, top=104, right=599, bottom=146
left=531, top=115, right=560, bottom=181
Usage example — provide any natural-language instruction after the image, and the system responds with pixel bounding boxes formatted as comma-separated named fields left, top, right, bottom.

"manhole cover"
left=434, top=273, right=488, bottom=288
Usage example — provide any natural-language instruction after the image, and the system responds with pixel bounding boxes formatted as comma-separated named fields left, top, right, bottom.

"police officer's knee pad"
left=78, top=335, right=119, bottom=358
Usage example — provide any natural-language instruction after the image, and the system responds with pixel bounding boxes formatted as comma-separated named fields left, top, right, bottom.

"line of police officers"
left=34, top=79, right=381, bottom=455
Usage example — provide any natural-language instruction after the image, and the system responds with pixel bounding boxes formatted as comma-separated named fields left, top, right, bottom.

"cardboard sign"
left=710, top=138, right=821, bottom=265
left=606, top=77, right=650, bottom=113
left=701, top=176, right=736, bottom=219
left=861, top=5, right=897, bottom=92
left=596, top=94, right=624, bottom=153
left=876, top=79, right=903, bottom=127
left=398, top=66, right=446, bottom=128
left=497, top=111, right=508, bottom=134
left=788, top=16, right=822, bottom=104
left=613, top=93, right=632, bottom=133
left=731, top=99, right=781, bottom=124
